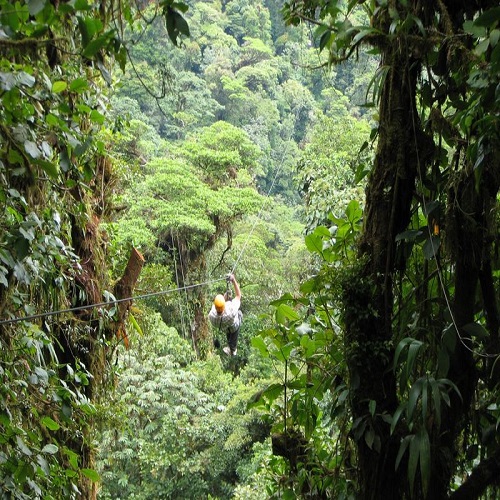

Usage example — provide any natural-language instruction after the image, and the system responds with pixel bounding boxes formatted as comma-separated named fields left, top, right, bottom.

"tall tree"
left=279, top=0, right=500, bottom=498
left=114, top=122, right=263, bottom=355
left=0, top=0, right=189, bottom=497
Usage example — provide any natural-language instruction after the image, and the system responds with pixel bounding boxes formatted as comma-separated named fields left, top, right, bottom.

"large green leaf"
left=41, top=444, right=58, bottom=454
left=474, top=7, right=500, bottom=28
left=36, top=159, right=59, bottom=179
left=275, top=303, right=301, bottom=324
left=462, top=322, right=489, bottom=340
left=82, top=33, right=111, bottom=58
left=408, top=433, right=419, bottom=494
left=390, top=403, right=407, bottom=435
left=251, top=335, right=269, bottom=357
left=81, top=468, right=100, bottom=482
left=345, top=199, right=362, bottom=223
left=69, top=78, right=89, bottom=92
left=305, top=231, right=324, bottom=255
left=16, top=436, right=32, bottom=456
left=41, top=416, right=60, bottom=431
left=430, top=378, right=442, bottom=429
left=395, top=435, right=412, bottom=471
left=260, top=383, right=284, bottom=403
left=422, top=235, right=440, bottom=260
left=407, top=377, right=423, bottom=421
left=51, top=81, right=67, bottom=93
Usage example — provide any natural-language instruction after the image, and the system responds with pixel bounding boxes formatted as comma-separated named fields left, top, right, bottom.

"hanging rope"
left=405, top=53, right=499, bottom=359
left=176, top=230, right=194, bottom=338
left=171, top=229, right=188, bottom=338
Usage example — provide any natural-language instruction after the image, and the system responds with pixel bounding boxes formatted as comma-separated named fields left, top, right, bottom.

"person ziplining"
left=208, top=273, right=242, bottom=356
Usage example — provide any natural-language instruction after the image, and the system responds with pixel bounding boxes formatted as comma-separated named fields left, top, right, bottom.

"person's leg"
left=229, top=310, right=242, bottom=355
left=227, top=327, right=239, bottom=355
left=223, top=330, right=233, bottom=355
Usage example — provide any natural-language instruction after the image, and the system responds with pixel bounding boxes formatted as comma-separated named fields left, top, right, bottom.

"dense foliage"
left=264, top=0, right=500, bottom=498
left=98, top=312, right=273, bottom=499
left=2, top=0, right=499, bottom=498
left=0, top=0, right=189, bottom=497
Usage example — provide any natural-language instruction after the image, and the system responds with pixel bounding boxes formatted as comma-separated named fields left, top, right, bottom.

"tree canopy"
left=1, top=0, right=499, bottom=498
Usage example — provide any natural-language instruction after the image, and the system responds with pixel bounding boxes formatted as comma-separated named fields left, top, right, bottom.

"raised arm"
left=230, top=274, right=241, bottom=301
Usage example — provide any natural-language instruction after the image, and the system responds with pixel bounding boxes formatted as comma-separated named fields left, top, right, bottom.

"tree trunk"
left=113, top=247, right=145, bottom=348
left=344, top=35, right=423, bottom=499
left=333, top=0, right=500, bottom=497
left=449, top=445, right=500, bottom=500
left=65, top=218, right=144, bottom=498
left=432, top=152, right=500, bottom=497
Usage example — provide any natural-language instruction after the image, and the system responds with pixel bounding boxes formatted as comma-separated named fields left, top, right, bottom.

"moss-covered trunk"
left=343, top=35, right=423, bottom=500
left=344, top=8, right=500, bottom=495
left=433, top=153, right=500, bottom=499
left=59, top=180, right=144, bottom=497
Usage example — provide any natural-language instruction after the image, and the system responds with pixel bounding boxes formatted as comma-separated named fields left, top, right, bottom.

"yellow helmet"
left=214, top=294, right=226, bottom=313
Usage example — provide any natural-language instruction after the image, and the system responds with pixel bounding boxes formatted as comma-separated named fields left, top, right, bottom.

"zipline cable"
left=0, top=278, right=226, bottom=327
left=2, top=148, right=289, bottom=328
left=230, top=152, right=289, bottom=275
